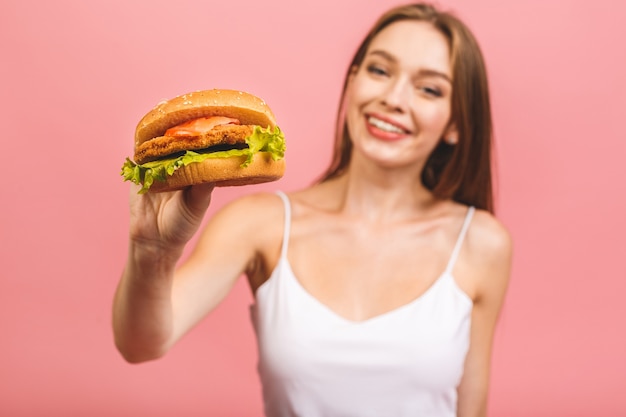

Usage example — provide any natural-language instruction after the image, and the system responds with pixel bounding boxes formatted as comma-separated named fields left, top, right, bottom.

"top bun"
left=134, top=89, right=278, bottom=147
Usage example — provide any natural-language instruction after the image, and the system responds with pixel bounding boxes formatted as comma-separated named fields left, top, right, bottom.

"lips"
left=365, top=114, right=411, bottom=141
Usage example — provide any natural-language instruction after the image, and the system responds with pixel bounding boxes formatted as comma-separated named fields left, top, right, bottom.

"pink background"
left=1, top=0, right=625, bottom=415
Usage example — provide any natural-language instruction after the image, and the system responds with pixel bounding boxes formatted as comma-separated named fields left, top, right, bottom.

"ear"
left=443, top=123, right=458, bottom=145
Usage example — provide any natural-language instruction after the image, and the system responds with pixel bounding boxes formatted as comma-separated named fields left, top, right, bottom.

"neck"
left=333, top=158, right=438, bottom=224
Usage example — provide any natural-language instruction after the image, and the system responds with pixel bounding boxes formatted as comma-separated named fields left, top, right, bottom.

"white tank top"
left=250, top=192, right=475, bottom=417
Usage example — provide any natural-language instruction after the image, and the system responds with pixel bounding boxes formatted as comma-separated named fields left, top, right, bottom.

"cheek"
left=344, top=81, right=370, bottom=132
left=347, top=73, right=385, bottom=105
left=345, top=105, right=361, bottom=143
left=415, top=103, right=451, bottom=134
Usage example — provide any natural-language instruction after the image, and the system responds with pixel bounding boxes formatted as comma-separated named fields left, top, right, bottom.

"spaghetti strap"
left=275, top=191, right=292, bottom=259
left=445, top=206, right=475, bottom=274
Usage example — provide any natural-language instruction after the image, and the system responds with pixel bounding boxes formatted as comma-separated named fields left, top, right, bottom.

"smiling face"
left=345, top=20, right=456, bottom=172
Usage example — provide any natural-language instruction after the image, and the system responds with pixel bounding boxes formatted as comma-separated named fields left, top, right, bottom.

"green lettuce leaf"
left=121, top=125, right=285, bottom=193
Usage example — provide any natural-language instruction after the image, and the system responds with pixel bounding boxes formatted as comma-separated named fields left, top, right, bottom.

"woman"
left=113, top=3, right=512, bottom=416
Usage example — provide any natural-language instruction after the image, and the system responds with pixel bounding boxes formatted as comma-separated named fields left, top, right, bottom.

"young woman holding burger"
left=113, top=3, right=512, bottom=416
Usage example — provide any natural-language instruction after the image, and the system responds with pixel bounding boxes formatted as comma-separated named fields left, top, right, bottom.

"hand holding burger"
left=122, top=89, right=286, bottom=193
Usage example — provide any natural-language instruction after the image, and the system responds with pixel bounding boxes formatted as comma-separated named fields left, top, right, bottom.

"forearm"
left=113, top=241, right=184, bottom=363
left=457, top=374, right=489, bottom=417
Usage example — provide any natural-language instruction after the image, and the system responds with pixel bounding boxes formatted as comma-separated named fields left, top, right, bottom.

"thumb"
left=182, top=183, right=215, bottom=218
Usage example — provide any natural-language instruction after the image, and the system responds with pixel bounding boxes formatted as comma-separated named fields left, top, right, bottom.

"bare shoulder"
left=218, top=190, right=286, bottom=219
left=463, top=209, right=513, bottom=302
left=195, top=190, right=287, bottom=256
left=210, top=191, right=287, bottom=241
left=467, top=210, right=513, bottom=260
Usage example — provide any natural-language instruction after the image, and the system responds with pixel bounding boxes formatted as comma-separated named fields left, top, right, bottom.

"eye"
left=417, top=85, right=443, bottom=97
left=366, top=64, right=389, bottom=77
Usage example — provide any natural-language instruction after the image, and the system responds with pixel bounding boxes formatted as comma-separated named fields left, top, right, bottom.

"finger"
left=128, top=182, right=143, bottom=197
left=183, top=183, right=215, bottom=217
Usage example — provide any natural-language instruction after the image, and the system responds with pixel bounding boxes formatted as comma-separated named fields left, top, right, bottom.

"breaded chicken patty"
left=134, top=124, right=255, bottom=164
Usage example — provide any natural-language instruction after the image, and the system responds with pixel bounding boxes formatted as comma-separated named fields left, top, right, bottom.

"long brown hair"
left=318, top=3, right=495, bottom=213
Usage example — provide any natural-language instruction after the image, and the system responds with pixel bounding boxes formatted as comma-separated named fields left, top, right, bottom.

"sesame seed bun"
left=134, top=89, right=278, bottom=149
left=124, top=89, right=285, bottom=193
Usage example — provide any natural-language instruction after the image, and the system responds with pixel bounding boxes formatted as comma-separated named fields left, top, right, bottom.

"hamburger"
left=121, top=89, right=286, bottom=193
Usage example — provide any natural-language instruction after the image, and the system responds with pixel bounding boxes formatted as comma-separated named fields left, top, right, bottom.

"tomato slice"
left=165, top=116, right=240, bottom=137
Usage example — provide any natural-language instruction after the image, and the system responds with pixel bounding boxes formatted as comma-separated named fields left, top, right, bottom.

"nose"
left=381, top=76, right=411, bottom=113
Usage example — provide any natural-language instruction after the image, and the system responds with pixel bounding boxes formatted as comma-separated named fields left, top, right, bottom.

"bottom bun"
left=148, top=152, right=285, bottom=192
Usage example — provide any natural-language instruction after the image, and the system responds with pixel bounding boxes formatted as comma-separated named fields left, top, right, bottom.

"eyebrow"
left=367, top=49, right=452, bottom=83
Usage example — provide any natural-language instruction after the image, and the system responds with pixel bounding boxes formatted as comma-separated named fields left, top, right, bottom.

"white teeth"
left=368, top=116, right=405, bottom=133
